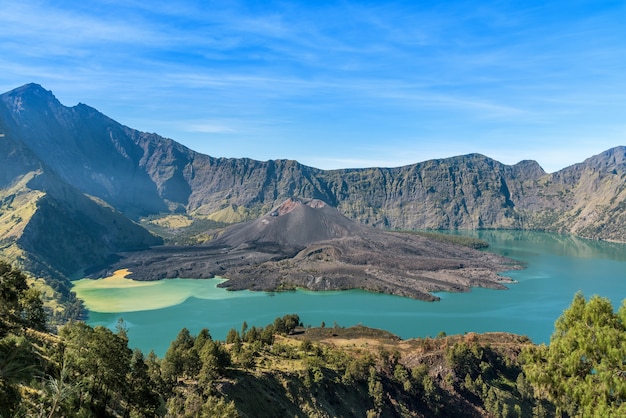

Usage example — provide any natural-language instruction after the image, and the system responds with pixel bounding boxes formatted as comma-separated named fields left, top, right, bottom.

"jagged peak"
left=557, top=146, right=626, bottom=174
left=2, top=84, right=105, bottom=118
left=512, top=159, right=546, bottom=178
left=1, top=83, right=61, bottom=115
left=590, top=145, right=626, bottom=161
left=513, top=159, right=541, bottom=167
left=4, top=83, right=54, bottom=99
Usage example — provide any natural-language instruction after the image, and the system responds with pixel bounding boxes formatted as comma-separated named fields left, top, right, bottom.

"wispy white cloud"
left=1, top=0, right=624, bottom=171
left=0, top=2, right=159, bottom=49
left=185, top=123, right=236, bottom=134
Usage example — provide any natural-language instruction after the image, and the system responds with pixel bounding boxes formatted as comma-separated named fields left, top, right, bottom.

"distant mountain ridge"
left=1, top=83, right=625, bottom=285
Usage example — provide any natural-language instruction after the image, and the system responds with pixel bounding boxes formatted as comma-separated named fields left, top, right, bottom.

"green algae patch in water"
left=72, top=269, right=251, bottom=313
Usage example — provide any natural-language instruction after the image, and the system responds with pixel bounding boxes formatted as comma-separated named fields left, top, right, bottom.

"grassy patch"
left=140, top=215, right=228, bottom=244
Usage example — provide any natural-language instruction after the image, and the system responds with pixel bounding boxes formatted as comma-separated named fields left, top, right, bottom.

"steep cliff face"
left=516, top=147, right=626, bottom=240
left=175, top=150, right=626, bottom=241
left=184, top=158, right=335, bottom=218
left=0, top=106, right=161, bottom=280
left=1, top=83, right=626, bottom=243
left=323, top=155, right=545, bottom=230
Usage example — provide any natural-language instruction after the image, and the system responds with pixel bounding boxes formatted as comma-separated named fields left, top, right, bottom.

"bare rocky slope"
left=0, top=83, right=625, bottom=288
left=100, top=198, right=519, bottom=300
left=0, top=91, right=162, bottom=284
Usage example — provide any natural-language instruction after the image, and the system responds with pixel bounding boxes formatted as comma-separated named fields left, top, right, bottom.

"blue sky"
left=1, top=0, right=625, bottom=172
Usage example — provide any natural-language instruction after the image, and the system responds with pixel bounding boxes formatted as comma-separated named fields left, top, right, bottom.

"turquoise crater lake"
left=77, top=231, right=626, bottom=356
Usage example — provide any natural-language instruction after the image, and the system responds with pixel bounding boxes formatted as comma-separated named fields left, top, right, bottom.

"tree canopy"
left=0, top=260, right=46, bottom=333
left=523, top=293, right=626, bottom=417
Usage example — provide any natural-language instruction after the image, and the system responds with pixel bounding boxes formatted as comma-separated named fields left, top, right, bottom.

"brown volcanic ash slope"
left=213, top=198, right=361, bottom=247
left=108, top=198, right=519, bottom=301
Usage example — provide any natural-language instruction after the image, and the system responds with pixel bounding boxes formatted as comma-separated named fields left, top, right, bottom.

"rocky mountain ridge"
left=1, top=83, right=625, bottom=286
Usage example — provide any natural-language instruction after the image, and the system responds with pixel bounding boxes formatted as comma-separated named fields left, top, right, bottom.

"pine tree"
left=523, top=293, right=626, bottom=417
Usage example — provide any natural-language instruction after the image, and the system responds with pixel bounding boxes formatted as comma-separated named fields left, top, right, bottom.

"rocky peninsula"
left=94, top=198, right=520, bottom=301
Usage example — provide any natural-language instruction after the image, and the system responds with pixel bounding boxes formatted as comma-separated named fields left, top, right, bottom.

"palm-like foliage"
left=0, top=336, right=39, bottom=417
